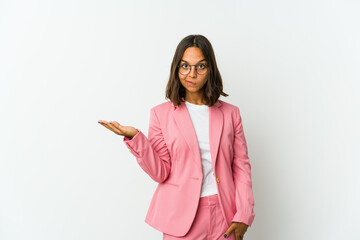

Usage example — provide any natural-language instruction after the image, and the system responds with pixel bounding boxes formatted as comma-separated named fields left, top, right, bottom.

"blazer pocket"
left=161, top=181, right=179, bottom=187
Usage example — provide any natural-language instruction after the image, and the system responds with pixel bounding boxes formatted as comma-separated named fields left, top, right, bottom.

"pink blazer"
left=123, top=99, right=255, bottom=237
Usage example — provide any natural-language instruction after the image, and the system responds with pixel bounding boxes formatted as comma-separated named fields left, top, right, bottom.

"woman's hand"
left=98, top=120, right=139, bottom=139
left=224, top=221, right=248, bottom=240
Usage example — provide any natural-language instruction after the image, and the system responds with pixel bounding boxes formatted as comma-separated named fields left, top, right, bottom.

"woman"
left=98, top=35, right=255, bottom=240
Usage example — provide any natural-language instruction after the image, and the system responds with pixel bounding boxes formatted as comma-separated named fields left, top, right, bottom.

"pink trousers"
left=163, top=194, right=235, bottom=240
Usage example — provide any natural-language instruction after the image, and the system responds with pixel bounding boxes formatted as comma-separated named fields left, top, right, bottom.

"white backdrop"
left=1, top=0, right=359, bottom=239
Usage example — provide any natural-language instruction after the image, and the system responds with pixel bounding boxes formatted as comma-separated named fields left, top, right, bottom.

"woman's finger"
left=98, top=120, right=123, bottom=135
left=108, top=121, right=123, bottom=131
left=99, top=121, right=116, bottom=132
left=109, top=121, right=128, bottom=135
left=235, top=232, right=244, bottom=240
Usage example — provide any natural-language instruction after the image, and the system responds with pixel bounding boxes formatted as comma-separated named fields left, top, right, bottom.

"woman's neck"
left=184, top=96, right=206, bottom=105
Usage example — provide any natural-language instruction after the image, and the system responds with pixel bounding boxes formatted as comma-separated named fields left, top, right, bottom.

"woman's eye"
left=198, top=64, right=206, bottom=69
left=181, top=64, right=188, bottom=68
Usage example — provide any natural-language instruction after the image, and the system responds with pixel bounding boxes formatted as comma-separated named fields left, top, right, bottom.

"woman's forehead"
left=181, top=47, right=206, bottom=63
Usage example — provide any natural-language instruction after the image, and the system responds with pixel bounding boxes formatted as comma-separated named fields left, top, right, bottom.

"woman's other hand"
left=98, top=120, right=139, bottom=139
left=224, top=221, right=248, bottom=240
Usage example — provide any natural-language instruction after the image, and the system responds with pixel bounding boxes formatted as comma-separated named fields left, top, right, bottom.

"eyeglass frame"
left=176, top=62, right=208, bottom=75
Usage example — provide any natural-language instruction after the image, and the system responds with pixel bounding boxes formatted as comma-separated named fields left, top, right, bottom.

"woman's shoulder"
left=151, top=100, right=173, bottom=111
left=218, top=99, right=239, bottom=111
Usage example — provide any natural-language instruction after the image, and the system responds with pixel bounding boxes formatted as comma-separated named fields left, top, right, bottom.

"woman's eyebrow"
left=180, top=58, right=207, bottom=64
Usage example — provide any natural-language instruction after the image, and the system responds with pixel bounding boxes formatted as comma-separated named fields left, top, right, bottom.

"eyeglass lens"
left=178, top=63, right=207, bottom=75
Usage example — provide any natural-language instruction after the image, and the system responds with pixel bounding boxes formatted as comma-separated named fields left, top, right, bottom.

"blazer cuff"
left=232, top=211, right=255, bottom=226
left=123, top=128, right=143, bottom=158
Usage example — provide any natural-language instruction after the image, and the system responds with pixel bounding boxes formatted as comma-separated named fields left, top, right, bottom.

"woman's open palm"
left=98, top=120, right=138, bottom=139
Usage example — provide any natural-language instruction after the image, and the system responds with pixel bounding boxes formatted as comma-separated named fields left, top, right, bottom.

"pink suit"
left=123, top=99, right=255, bottom=237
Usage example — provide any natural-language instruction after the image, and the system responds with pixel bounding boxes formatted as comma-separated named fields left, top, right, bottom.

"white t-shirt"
left=184, top=100, right=218, bottom=197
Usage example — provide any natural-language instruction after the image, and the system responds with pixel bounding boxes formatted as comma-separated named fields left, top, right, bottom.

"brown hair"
left=165, top=34, right=229, bottom=107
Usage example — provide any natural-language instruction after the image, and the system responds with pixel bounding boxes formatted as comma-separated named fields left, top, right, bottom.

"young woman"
left=98, top=35, right=255, bottom=240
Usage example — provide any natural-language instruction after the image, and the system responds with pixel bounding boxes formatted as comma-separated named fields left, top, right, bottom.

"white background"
left=1, top=0, right=359, bottom=239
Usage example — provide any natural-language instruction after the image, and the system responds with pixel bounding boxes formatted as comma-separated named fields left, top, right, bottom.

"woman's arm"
left=123, top=108, right=172, bottom=183
left=231, top=106, right=255, bottom=226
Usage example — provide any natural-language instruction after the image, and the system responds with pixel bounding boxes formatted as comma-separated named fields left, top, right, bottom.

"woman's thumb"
left=223, top=225, right=234, bottom=238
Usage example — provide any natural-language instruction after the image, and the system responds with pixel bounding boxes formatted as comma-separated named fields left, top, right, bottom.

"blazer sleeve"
left=231, top=106, right=256, bottom=226
left=123, top=107, right=171, bottom=183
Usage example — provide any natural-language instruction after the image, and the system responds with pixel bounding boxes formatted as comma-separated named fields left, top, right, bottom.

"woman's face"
left=178, top=47, right=208, bottom=97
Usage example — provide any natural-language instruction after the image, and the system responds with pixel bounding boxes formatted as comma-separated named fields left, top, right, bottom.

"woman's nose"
left=188, top=66, right=197, bottom=78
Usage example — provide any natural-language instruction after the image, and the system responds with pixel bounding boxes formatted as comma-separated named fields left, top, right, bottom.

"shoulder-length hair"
left=165, top=34, right=228, bottom=107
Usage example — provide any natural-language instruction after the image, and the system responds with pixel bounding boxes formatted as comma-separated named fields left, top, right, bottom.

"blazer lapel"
left=171, top=98, right=223, bottom=174
left=209, top=101, right=223, bottom=170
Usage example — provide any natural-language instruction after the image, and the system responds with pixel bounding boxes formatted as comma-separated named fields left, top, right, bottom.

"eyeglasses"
left=177, top=62, right=208, bottom=75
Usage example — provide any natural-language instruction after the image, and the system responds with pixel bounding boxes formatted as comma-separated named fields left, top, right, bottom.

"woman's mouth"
left=186, top=81, right=196, bottom=86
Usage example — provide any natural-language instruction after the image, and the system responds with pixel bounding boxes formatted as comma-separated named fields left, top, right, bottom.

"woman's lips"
left=186, top=81, right=196, bottom=86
